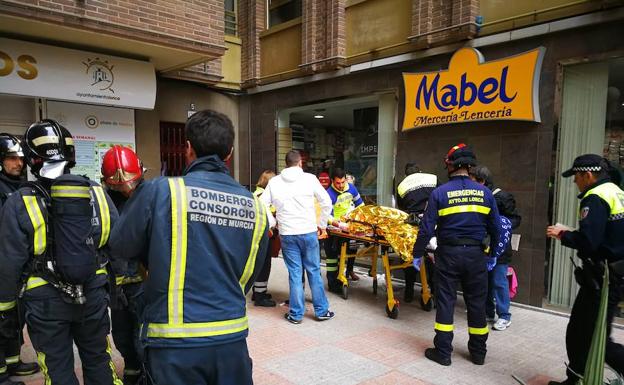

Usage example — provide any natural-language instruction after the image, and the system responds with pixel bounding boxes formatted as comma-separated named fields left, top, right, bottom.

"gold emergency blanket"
left=344, top=205, right=418, bottom=262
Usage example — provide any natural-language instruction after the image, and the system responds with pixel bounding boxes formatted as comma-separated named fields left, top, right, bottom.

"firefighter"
left=108, top=110, right=269, bottom=384
left=101, top=145, right=145, bottom=384
left=0, top=134, right=39, bottom=385
left=546, top=154, right=624, bottom=385
left=0, top=120, right=121, bottom=384
left=396, top=162, right=437, bottom=303
left=324, top=167, right=364, bottom=293
left=413, top=143, right=502, bottom=366
left=252, top=170, right=278, bottom=307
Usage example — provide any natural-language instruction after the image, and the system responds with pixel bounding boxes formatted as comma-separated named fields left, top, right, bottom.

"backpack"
left=48, top=174, right=100, bottom=285
left=23, top=175, right=107, bottom=290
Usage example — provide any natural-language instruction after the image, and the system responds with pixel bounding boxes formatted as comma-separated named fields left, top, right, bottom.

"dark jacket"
left=0, top=173, right=22, bottom=208
left=492, top=188, right=521, bottom=264
left=0, top=176, right=117, bottom=304
left=396, top=172, right=437, bottom=215
left=108, top=155, right=269, bottom=348
left=561, top=179, right=624, bottom=263
left=413, top=175, right=502, bottom=259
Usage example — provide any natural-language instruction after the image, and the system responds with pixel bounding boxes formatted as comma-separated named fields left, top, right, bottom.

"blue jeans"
left=486, top=263, right=511, bottom=321
left=280, top=232, right=330, bottom=320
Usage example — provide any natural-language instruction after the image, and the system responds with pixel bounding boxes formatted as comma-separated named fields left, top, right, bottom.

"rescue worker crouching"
left=413, top=143, right=503, bottom=367
left=0, top=134, right=39, bottom=385
left=101, top=145, right=145, bottom=384
left=546, top=154, right=624, bottom=385
left=108, top=110, right=269, bottom=385
left=0, top=120, right=121, bottom=385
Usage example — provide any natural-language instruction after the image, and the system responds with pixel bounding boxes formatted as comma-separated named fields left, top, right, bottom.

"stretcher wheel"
left=386, top=303, right=399, bottom=319
left=341, top=285, right=349, bottom=300
left=420, top=296, right=433, bottom=312
left=372, top=279, right=378, bottom=295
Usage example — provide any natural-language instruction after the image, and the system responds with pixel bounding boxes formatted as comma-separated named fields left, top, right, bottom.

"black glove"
left=0, top=308, right=19, bottom=339
left=109, top=284, right=129, bottom=310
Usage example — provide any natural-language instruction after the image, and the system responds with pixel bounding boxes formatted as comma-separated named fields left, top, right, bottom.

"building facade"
left=237, top=0, right=624, bottom=308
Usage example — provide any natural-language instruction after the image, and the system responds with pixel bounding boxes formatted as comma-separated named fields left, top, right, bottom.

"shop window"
left=160, top=122, right=186, bottom=176
left=225, top=0, right=237, bottom=36
left=268, top=0, right=302, bottom=28
left=549, top=56, right=624, bottom=308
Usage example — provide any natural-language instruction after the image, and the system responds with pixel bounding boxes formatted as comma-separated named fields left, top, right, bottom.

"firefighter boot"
left=254, top=292, right=276, bottom=307
left=425, top=348, right=451, bottom=366
left=9, top=361, right=39, bottom=376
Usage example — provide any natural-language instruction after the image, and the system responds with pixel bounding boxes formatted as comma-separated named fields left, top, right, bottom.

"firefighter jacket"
left=0, top=173, right=21, bottom=208
left=561, top=179, right=624, bottom=263
left=108, top=155, right=269, bottom=348
left=107, top=189, right=143, bottom=286
left=326, top=183, right=364, bottom=221
left=413, top=175, right=502, bottom=259
left=396, top=172, right=437, bottom=215
left=0, top=176, right=117, bottom=309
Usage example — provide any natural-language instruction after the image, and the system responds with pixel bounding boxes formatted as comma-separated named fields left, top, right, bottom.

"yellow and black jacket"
left=0, top=177, right=117, bottom=307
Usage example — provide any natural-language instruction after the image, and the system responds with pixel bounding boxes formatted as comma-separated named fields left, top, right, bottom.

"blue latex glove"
left=486, top=257, right=497, bottom=272
left=413, top=257, right=422, bottom=271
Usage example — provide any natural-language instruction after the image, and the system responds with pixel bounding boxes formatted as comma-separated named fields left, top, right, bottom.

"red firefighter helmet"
left=101, top=145, right=143, bottom=194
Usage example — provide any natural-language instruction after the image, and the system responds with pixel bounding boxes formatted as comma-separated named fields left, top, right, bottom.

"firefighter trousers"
left=565, top=278, right=624, bottom=380
left=147, top=340, right=253, bottom=385
left=24, top=286, right=122, bottom=385
left=433, top=245, right=489, bottom=360
left=111, top=283, right=143, bottom=379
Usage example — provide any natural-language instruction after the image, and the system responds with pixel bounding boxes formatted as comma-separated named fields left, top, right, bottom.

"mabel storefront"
left=244, top=19, right=624, bottom=309
left=0, top=37, right=156, bottom=182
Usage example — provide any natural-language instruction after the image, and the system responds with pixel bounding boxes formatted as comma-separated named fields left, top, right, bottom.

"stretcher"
left=327, top=224, right=432, bottom=319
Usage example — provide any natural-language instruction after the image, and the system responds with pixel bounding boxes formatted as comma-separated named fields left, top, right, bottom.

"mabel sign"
left=0, top=37, right=156, bottom=109
left=402, top=47, right=545, bottom=130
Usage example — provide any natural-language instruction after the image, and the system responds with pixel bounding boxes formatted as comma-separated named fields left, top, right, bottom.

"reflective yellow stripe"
left=32, top=135, right=59, bottom=146
left=469, top=326, right=489, bottom=335
left=92, top=186, right=111, bottom=248
left=51, top=185, right=91, bottom=198
left=326, top=259, right=338, bottom=263
left=438, top=205, right=491, bottom=216
left=37, top=351, right=51, bottom=385
left=325, top=266, right=338, bottom=272
left=5, top=355, right=19, bottom=365
left=23, top=195, right=46, bottom=255
left=583, top=182, right=624, bottom=219
left=434, top=322, right=454, bottom=332
left=168, top=178, right=188, bottom=325
left=116, top=275, right=143, bottom=285
left=0, top=366, right=6, bottom=374
left=106, top=337, right=123, bottom=385
left=65, top=137, right=74, bottom=146
left=239, top=196, right=267, bottom=292
left=147, top=316, right=249, bottom=338
left=0, top=301, right=16, bottom=311
left=26, top=269, right=107, bottom=291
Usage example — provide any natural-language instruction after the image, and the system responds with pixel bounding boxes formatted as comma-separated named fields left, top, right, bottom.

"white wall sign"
left=46, top=100, right=136, bottom=182
left=0, top=38, right=156, bottom=109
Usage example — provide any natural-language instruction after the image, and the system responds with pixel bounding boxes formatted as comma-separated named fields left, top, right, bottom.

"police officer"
left=396, top=162, right=437, bottom=303
left=324, top=167, right=364, bottom=292
left=547, top=154, right=624, bottom=385
left=0, top=120, right=121, bottom=384
left=108, top=110, right=269, bottom=384
left=413, top=143, right=502, bottom=366
left=0, top=134, right=39, bottom=385
left=101, top=145, right=145, bottom=384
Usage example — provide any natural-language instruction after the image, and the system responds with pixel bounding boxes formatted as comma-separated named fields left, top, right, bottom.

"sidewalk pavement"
left=17, top=259, right=624, bottom=385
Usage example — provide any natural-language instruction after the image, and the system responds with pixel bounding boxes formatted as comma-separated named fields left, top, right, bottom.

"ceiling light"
left=313, top=108, right=325, bottom=119
left=314, top=114, right=324, bottom=119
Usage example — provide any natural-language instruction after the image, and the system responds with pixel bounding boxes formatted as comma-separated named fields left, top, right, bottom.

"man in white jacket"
left=261, top=150, right=335, bottom=324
